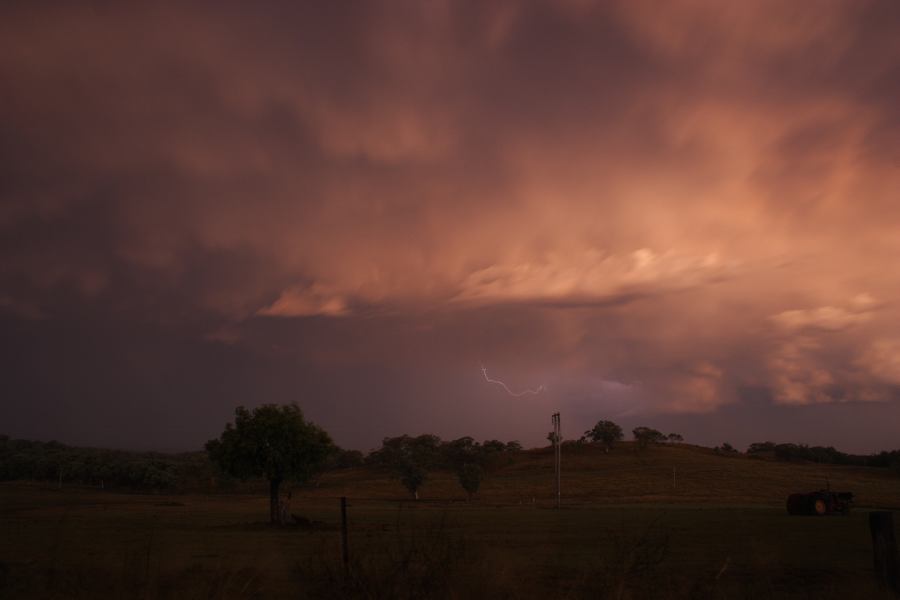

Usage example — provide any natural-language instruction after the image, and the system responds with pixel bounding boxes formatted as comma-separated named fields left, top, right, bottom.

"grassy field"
left=313, top=442, right=900, bottom=508
left=2, top=444, right=899, bottom=599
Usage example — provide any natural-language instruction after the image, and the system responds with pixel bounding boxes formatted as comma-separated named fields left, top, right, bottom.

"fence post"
left=869, top=511, right=899, bottom=594
left=340, top=497, right=349, bottom=573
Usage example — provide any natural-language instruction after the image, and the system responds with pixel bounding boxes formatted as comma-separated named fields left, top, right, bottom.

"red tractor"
left=786, top=490, right=853, bottom=515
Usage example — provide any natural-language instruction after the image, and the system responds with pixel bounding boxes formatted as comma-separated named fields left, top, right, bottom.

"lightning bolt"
left=480, top=365, right=545, bottom=397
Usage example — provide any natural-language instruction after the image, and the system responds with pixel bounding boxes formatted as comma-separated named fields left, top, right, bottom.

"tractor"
left=786, top=489, right=853, bottom=515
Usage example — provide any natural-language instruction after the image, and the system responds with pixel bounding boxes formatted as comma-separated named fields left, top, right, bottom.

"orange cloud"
left=1, top=0, right=898, bottom=439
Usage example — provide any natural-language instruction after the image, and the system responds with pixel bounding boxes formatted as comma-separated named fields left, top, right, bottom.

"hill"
left=3, top=435, right=898, bottom=509
left=309, top=442, right=900, bottom=508
left=3, top=441, right=900, bottom=598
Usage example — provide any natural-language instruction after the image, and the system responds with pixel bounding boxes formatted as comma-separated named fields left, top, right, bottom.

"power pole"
left=552, top=412, right=561, bottom=509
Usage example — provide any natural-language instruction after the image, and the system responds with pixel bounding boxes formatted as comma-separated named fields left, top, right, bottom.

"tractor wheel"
left=813, top=498, right=827, bottom=515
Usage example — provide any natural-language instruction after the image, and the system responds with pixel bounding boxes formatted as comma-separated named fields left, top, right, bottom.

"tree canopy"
left=632, top=426, right=666, bottom=450
left=369, top=434, right=441, bottom=498
left=458, top=463, right=483, bottom=500
left=369, top=434, right=521, bottom=499
left=584, top=420, right=624, bottom=452
left=205, top=404, right=333, bottom=523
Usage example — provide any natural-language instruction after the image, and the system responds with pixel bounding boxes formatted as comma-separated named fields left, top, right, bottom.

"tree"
left=479, top=439, right=511, bottom=470
left=205, top=404, right=333, bottom=524
left=443, top=436, right=480, bottom=469
left=481, top=439, right=507, bottom=454
left=458, top=463, right=483, bottom=501
left=667, top=433, right=683, bottom=444
left=632, top=427, right=666, bottom=450
left=716, top=442, right=739, bottom=455
left=504, top=441, right=523, bottom=453
left=747, top=441, right=776, bottom=455
left=584, top=420, right=624, bottom=452
left=371, top=434, right=441, bottom=499
left=399, top=462, right=427, bottom=499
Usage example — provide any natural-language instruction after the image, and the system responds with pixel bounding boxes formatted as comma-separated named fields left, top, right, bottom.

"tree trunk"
left=269, top=477, right=282, bottom=524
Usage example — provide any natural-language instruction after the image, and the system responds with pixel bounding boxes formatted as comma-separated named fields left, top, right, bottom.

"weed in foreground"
left=296, top=506, right=519, bottom=600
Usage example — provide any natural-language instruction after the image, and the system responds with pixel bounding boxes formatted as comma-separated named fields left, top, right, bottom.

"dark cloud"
left=1, top=1, right=899, bottom=451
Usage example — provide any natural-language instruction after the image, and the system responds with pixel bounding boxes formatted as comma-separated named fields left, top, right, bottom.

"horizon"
left=3, top=403, right=899, bottom=456
left=2, top=2, right=899, bottom=455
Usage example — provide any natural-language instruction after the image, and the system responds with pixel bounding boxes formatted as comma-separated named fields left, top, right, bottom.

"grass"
left=2, top=443, right=899, bottom=598
left=314, top=442, right=900, bottom=508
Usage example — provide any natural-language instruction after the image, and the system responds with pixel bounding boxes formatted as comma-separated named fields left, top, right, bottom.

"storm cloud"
left=2, top=1, right=899, bottom=452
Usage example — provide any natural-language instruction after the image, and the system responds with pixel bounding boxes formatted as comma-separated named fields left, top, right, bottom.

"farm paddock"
left=1, top=484, right=897, bottom=599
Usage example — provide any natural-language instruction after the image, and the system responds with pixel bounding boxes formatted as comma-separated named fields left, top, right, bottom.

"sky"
left=1, top=1, right=899, bottom=453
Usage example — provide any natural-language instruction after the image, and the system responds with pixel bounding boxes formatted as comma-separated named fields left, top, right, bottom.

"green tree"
left=458, top=463, right=483, bottom=501
left=206, top=404, right=333, bottom=524
left=747, top=441, right=775, bottom=455
left=399, top=462, right=427, bottom=499
left=481, top=439, right=506, bottom=454
left=716, top=442, right=738, bottom=454
left=372, top=434, right=441, bottom=499
left=584, top=420, right=624, bottom=452
left=504, top=440, right=523, bottom=452
left=443, top=436, right=480, bottom=469
left=632, top=426, right=666, bottom=451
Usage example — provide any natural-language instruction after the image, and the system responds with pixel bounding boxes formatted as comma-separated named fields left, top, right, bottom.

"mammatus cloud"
left=763, top=295, right=900, bottom=406
left=859, top=341, right=900, bottom=387
left=770, top=294, right=877, bottom=332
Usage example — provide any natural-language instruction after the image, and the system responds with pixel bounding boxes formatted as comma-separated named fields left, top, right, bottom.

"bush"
left=299, top=510, right=516, bottom=599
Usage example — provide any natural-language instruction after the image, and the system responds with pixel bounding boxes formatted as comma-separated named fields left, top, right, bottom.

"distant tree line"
left=0, top=435, right=209, bottom=490
left=367, top=434, right=523, bottom=500
left=577, top=421, right=683, bottom=452
left=0, top=428, right=523, bottom=502
left=747, top=441, right=900, bottom=470
left=4, top=418, right=898, bottom=502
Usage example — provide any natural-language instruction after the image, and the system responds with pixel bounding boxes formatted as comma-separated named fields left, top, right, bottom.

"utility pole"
left=552, top=412, right=561, bottom=509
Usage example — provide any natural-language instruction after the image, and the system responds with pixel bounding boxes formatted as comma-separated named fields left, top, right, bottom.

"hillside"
left=3, top=436, right=898, bottom=509
left=310, top=442, right=900, bottom=508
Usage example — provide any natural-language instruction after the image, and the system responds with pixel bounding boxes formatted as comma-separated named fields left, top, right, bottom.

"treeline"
left=577, top=421, right=683, bottom=452
left=367, top=434, right=522, bottom=470
left=746, top=441, right=900, bottom=469
left=367, top=434, right=523, bottom=499
left=0, top=432, right=521, bottom=496
left=4, top=430, right=898, bottom=494
left=0, top=435, right=371, bottom=492
left=0, top=435, right=210, bottom=490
